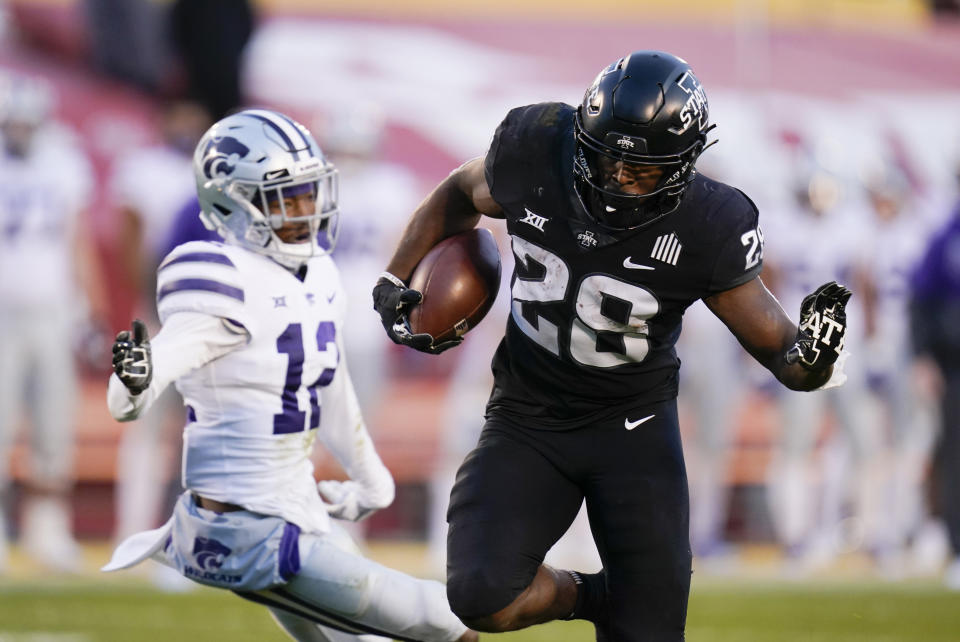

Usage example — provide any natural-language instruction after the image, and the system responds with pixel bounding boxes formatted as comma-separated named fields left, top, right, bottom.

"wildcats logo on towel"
left=184, top=536, right=242, bottom=584
left=650, top=233, right=682, bottom=266
left=194, top=536, right=232, bottom=570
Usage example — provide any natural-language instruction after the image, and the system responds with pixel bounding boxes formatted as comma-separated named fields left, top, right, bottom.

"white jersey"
left=0, top=128, right=93, bottom=309
left=854, top=210, right=930, bottom=374
left=109, top=240, right=384, bottom=535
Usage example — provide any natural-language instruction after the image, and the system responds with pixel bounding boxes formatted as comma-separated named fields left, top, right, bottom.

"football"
left=407, top=228, right=502, bottom=343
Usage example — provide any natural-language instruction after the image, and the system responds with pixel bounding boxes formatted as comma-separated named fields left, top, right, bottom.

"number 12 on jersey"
left=274, top=322, right=337, bottom=434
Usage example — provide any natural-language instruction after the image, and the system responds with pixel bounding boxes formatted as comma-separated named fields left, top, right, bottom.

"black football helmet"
left=574, top=51, right=714, bottom=231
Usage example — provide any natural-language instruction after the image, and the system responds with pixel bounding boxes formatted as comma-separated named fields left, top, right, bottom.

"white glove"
left=318, top=476, right=395, bottom=522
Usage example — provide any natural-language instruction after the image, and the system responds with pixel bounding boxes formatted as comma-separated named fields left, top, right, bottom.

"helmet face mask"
left=573, top=51, right=713, bottom=231
left=194, top=109, right=340, bottom=268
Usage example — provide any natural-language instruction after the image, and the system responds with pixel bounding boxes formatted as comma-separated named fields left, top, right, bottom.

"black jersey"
left=482, top=103, right=763, bottom=430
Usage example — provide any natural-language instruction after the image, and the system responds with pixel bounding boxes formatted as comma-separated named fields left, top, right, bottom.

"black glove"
left=372, top=273, right=462, bottom=354
left=784, top=281, right=852, bottom=372
left=112, top=319, right=153, bottom=395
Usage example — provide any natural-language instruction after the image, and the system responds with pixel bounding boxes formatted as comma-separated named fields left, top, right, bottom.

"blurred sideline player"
left=309, top=104, right=422, bottom=547
left=104, top=108, right=475, bottom=642
left=108, top=100, right=212, bottom=551
left=762, top=167, right=880, bottom=570
left=0, top=72, right=108, bottom=572
left=909, top=153, right=960, bottom=588
left=313, top=104, right=420, bottom=421
left=853, top=159, right=941, bottom=574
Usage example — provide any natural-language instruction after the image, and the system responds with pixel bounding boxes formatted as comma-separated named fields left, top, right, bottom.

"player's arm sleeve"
left=483, top=103, right=555, bottom=211
left=704, top=190, right=765, bottom=293
left=482, top=109, right=515, bottom=200
left=316, top=351, right=395, bottom=507
left=107, top=311, right=248, bottom=421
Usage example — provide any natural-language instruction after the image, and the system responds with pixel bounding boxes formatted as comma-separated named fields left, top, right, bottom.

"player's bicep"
left=703, top=276, right=796, bottom=369
left=456, top=156, right=503, bottom=218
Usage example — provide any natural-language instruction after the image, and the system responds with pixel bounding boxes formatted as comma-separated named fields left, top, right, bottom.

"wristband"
left=378, top=271, right=407, bottom=289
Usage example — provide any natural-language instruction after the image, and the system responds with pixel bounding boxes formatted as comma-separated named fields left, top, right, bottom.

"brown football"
left=407, top=228, right=502, bottom=343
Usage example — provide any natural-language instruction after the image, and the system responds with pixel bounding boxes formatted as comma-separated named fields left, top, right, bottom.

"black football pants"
left=446, top=398, right=690, bottom=642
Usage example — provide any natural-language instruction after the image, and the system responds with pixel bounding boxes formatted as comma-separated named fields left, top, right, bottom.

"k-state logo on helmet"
left=193, top=536, right=232, bottom=571
left=202, top=136, right=251, bottom=179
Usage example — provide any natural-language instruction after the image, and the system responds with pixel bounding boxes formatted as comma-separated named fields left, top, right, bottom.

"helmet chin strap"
left=589, top=188, right=679, bottom=232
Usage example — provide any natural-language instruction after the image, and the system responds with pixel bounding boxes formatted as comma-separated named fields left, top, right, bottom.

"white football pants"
left=236, top=523, right=466, bottom=642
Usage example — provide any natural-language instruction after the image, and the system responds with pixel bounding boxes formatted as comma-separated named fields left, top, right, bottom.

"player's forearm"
left=107, top=313, right=247, bottom=421
left=742, top=320, right=832, bottom=391
left=385, top=175, right=482, bottom=281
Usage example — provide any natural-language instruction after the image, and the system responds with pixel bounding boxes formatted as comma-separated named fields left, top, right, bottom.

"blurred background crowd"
left=2, top=0, right=960, bottom=593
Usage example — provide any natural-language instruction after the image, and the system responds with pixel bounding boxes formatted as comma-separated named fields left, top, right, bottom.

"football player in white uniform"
left=103, top=109, right=475, bottom=642
left=0, top=73, right=107, bottom=573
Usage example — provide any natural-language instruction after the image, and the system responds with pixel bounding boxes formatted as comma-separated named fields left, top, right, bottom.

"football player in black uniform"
left=373, top=51, right=851, bottom=641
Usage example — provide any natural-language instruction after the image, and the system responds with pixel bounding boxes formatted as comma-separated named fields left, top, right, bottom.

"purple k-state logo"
left=202, top=136, right=250, bottom=179
left=193, top=536, right=232, bottom=570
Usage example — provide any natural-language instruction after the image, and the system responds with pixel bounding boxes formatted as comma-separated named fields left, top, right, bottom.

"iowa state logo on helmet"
left=668, top=71, right=708, bottom=136
left=201, top=136, right=250, bottom=179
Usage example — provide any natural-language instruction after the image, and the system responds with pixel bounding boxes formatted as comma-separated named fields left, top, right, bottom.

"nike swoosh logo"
left=623, top=257, right=656, bottom=270
left=624, top=414, right=655, bottom=430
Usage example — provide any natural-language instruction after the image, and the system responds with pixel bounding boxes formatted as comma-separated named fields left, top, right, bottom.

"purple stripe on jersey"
left=161, top=252, right=235, bottom=270
left=157, top=278, right=245, bottom=302
left=186, top=405, right=197, bottom=423
left=278, top=522, right=302, bottom=580
left=223, top=318, right=248, bottom=335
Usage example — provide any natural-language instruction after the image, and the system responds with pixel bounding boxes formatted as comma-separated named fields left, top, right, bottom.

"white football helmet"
left=194, top=108, right=339, bottom=268
left=0, top=72, right=53, bottom=126
left=0, top=73, right=54, bottom=157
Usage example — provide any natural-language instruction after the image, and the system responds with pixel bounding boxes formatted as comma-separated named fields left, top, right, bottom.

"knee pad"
left=446, top=556, right=530, bottom=620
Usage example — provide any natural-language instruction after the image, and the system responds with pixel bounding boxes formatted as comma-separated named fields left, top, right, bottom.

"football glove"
left=112, top=319, right=153, bottom=395
left=784, top=281, right=852, bottom=372
left=317, top=479, right=391, bottom=522
left=372, top=272, right=462, bottom=354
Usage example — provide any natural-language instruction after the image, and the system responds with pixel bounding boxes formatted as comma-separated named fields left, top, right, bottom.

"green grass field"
left=2, top=544, right=960, bottom=641
left=2, top=579, right=959, bottom=641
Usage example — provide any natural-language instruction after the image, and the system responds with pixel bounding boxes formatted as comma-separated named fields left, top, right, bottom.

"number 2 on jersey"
left=510, top=236, right=660, bottom=368
left=273, top=322, right=337, bottom=434
left=740, top=226, right=764, bottom=270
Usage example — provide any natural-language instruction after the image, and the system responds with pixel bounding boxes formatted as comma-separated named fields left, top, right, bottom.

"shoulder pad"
left=156, top=242, right=249, bottom=328
left=485, top=102, right=574, bottom=207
